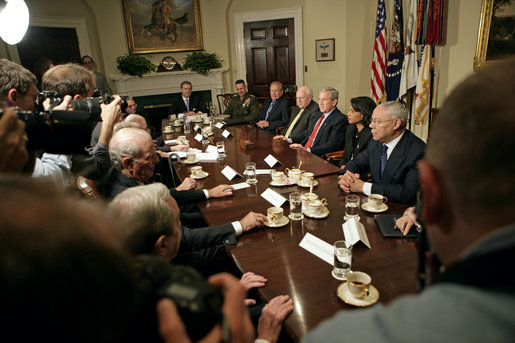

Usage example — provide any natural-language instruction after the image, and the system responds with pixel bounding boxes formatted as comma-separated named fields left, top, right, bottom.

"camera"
left=38, top=91, right=128, bottom=116
left=133, top=255, right=224, bottom=341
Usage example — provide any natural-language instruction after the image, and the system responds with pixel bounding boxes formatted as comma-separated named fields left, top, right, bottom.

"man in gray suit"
left=273, top=86, right=319, bottom=140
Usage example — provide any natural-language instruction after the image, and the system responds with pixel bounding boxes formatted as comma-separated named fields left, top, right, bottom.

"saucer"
left=303, top=206, right=330, bottom=219
left=269, top=180, right=294, bottom=187
left=184, top=158, right=200, bottom=165
left=190, top=172, right=209, bottom=180
left=337, top=282, right=380, bottom=307
left=163, top=130, right=173, bottom=134
left=297, top=180, right=319, bottom=188
left=264, top=216, right=290, bottom=228
left=361, top=202, right=388, bottom=213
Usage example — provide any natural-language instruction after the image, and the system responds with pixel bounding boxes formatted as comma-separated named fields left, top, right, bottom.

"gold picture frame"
left=474, top=0, right=515, bottom=70
left=122, top=0, right=203, bottom=54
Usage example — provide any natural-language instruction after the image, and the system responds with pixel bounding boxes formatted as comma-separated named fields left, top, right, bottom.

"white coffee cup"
left=286, top=168, right=304, bottom=182
left=301, top=193, right=318, bottom=211
left=191, top=166, right=204, bottom=178
left=174, top=119, right=182, bottom=126
left=347, top=271, right=372, bottom=299
left=267, top=207, right=284, bottom=224
left=169, top=114, right=177, bottom=120
left=367, top=194, right=388, bottom=209
left=271, top=171, right=286, bottom=183
left=300, top=172, right=314, bottom=185
left=163, top=125, right=172, bottom=133
left=308, top=198, right=327, bottom=216
left=186, top=152, right=197, bottom=163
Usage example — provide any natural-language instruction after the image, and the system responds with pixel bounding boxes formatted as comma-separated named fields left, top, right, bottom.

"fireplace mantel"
left=110, top=68, right=228, bottom=112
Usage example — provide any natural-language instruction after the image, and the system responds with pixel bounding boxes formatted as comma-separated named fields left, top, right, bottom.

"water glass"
left=183, top=118, right=191, bottom=134
left=201, top=129, right=209, bottom=144
left=216, top=141, right=226, bottom=159
left=289, top=192, right=303, bottom=220
left=245, top=162, right=257, bottom=184
left=344, top=195, right=360, bottom=221
left=333, top=240, right=352, bottom=279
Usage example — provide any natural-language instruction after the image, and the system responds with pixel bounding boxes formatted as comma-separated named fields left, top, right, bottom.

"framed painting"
left=474, top=0, right=515, bottom=70
left=316, top=38, right=335, bottom=62
left=122, top=0, right=203, bottom=54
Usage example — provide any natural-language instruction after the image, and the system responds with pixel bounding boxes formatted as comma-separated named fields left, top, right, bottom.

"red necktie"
left=304, top=114, right=325, bottom=149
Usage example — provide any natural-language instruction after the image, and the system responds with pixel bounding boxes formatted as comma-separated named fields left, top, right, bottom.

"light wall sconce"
left=0, top=0, right=29, bottom=45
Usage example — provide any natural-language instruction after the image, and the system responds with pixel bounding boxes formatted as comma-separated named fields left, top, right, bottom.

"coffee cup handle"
left=320, top=198, right=327, bottom=206
left=285, top=168, right=290, bottom=175
left=382, top=196, right=388, bottom=203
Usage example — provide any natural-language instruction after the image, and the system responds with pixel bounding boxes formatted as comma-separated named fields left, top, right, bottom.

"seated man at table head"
left=288, top=87, right=348, bottom=157
left=273, top=86, right=319, bottom=141
left=0, top=176, right=138, bottom=343
left=338, top=96, right=375, bottom=169
left=338, top=100, right=425, bottom=204
left=256, top=81, right=291, bottom=134
left=224, top=79, right=261, bottom=125
left=168, top=80, right=208, bottom=116
left=303, top=59, right=515, bottom=343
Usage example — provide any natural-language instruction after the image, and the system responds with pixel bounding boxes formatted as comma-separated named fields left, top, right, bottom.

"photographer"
left=0, top=58, right=70, bottom=185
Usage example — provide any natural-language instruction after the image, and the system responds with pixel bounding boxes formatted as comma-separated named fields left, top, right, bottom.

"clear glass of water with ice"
left=245, top=162, right=257, bottom=184
left=288, top=192, right=303, bottom=220
left=333, top=240, right=352, bottom=280
left=344, top=195, right=360, bottom=221
left=183, top=117, right=191, bottom=134
left=216, top=141, right=226, bottom=159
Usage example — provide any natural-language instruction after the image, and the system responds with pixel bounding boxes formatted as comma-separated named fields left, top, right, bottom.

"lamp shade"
left=0, top=0, right=29, bottom=45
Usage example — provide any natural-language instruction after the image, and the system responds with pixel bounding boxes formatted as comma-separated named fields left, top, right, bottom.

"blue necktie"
left=264, top=100, right=275, bottom=121
left=380, top=144, right=388, bottom=177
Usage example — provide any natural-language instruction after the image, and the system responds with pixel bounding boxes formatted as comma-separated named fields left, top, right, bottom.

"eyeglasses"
left=370, top=118, right=395, bottom=125
left=296, top=96, right=309, bottom=100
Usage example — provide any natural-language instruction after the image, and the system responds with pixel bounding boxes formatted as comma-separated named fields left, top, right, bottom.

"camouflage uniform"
left=224, top=93, right=260, bottom=125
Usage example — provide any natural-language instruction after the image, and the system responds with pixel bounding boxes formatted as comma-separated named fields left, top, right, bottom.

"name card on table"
left=215, top=122, right=224, bottom=129
left=194, top=124, right=201, bottom=131
left=222, top=129, right=231, bottom=138
left=264, top=154, right=280, bottom=167
left=221, top=165, right=240, bottom=180
left=342, top=219, right=371, bottom=249
left=243, top=169, right=273, bottom=176
left=198, top=153, right=218, bottom=162
left=231, top=182, right=251, bottom=190
left=299, top=233, right=333, bottom=265
left=205, top=145, right=217, bottom=154
left=194, top=133, right=202, bottom=142
left=164, top=139, right=178, bottom=145
left=260, top=188, right=287, bottom=207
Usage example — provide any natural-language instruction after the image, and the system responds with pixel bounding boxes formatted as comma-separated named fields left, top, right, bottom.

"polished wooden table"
left=165, top=123, right=418, bottom=342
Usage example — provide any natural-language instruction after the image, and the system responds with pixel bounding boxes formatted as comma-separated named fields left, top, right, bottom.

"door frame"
left=234, top=7, right=303, bottom=87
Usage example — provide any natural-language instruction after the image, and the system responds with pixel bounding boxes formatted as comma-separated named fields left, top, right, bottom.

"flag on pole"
left=399, top=0, right=418, bottom=102
left=415, top=44, right=431, bottom=125
left=385, top=0, right=404, bottom=101
left=371, top=0, right=387, bottom=104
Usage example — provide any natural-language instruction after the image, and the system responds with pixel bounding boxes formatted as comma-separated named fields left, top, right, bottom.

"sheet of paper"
left=198, top=153, right=218, bottom=162
left=299, top=233, right=334, bottom=265
left=342, top=219, right=371, bottom=249
left=215, top=122, right=224, bottom=129
left=221, top=166, right=238, bottom=180
left=194, top=133, right=202, bottom=142
left=264, top=154, right=279, bottom=167
left=194, top=124, right=201, bottom=131
left=231, top=182, right=251, bottom=190
left=164, top=139, right=178, bottom=145
left=243, top=169, right=272, bottom=175
left=260, top=188, right=287, bottom=207
left=205, top=145, right=217, bottom=154
left=222, top=130, right=231, bottom=138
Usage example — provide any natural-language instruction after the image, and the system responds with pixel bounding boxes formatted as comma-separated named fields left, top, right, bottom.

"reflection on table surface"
left=166, top=123, right=417, bottom=342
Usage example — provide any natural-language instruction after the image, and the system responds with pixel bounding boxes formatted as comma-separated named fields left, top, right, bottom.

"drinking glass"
left=183, top=118, right=191, bottom=134
left=288, top=192, right=303, bottom=220
left=333, top=240, right=352, bottom=280
left=216, top=141, right=226, bottom=159
left=245, top=162, right=257, bottom=184
left=201, top=129, right=209, bottom=144
left=344, top=195, right=360, bottom=221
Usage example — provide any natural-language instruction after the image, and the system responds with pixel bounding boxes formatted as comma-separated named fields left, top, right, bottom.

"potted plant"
left=183, top=51, right=222, bottom=76
left=116, top=54, right=156, bottom=77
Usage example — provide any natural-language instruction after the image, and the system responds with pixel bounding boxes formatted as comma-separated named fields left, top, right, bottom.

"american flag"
left=371, top=0, right=387, bottom=104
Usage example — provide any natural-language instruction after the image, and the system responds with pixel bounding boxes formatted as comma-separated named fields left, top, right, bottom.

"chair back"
left=217, top=93, right=236, bottom=113
left=76, top=176, right=102, bottom=200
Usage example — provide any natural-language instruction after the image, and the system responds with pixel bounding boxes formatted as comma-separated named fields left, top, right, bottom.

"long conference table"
left=163, top=123, right=418, bottom=342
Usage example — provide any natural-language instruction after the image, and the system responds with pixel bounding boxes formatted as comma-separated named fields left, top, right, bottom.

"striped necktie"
left=284, top=109, right=304, bottom=139
left=264, top=100, right=276, bottom=121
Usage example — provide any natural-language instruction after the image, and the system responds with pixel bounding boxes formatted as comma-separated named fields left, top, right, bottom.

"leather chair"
left=321, top=150, right=344, bottom=166
left=76, top=176, right=101, bottom=200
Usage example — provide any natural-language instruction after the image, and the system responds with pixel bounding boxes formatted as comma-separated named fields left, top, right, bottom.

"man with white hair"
left=338, top=101, right=425, bottom=204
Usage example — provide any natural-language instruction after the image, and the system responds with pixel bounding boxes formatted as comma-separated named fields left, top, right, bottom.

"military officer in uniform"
left=224, top=80, right=261, bottom=125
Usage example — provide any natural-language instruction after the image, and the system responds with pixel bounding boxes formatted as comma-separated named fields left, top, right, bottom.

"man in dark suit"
left=288, top=87, right=348, bottom=157
left=273, top=86, right=319, bottom=140
left=256, top=81, right=291, bottom=134
left=168, top=80, right=208, bottom=115
left=338, top=101, right=425, bottom=204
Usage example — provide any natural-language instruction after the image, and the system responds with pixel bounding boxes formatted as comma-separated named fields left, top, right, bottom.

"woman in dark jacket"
left=339, top=96, right=376, bottom=168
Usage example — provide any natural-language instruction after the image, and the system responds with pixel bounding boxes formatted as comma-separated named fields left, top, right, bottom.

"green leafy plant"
left=183, top=51, right=222, bottom=76
left=116, top=54, right=156, bottom=77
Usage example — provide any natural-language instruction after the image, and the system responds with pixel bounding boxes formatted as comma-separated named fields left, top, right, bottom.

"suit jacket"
left=280, top=100, right=319, bottom=137
left=341, top=130, right=426, bottom=204
left=168, top=94, right=208, bottom=114
left=291, top=107, right=348, bottom=156
left=259, top=97, right=291, bottom=134
left=180, top=223, right=237, bottom=252
left=338, top=125, right=372, bottom=166
left=97, top=167, right=206, bottom=205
